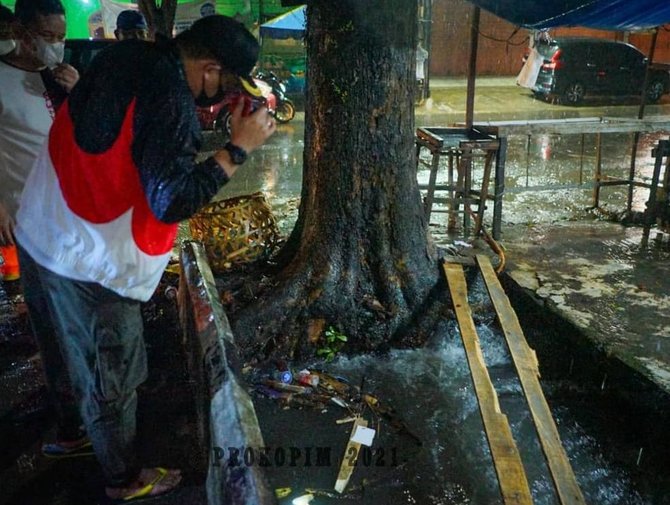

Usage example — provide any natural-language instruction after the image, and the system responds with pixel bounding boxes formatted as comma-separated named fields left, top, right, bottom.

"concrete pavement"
left=418, top=78, right=670, bottom=400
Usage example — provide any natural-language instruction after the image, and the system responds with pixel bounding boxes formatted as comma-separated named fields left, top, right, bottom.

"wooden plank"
left=476, top=255, right=587, bottom=505
left=334, top=416, right=369, bottom=494
left=443, top=263, right=533, bottom=505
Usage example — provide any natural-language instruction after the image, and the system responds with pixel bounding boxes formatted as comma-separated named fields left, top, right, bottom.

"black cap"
left=182, top=15, right=260, bottom=94
left=116, top=10, right=147, bottom=31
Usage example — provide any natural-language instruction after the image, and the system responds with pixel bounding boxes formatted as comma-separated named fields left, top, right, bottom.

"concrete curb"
left=179, top=241, right=277, bottom=505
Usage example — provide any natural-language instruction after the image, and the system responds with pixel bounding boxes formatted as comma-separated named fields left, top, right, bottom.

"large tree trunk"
left=233, top=0, right=446, bottom=359
left=138, top=0, right=177, bottom=38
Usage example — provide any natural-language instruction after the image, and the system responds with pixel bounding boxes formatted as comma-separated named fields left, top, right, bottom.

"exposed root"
left=222, top=251, right=447, bottom=362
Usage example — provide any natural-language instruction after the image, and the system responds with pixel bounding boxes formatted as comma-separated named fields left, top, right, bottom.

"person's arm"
left=40, top=66, right=70, bottom=111
left=211, top=99, right=277, bottom=179
left=132, top=75, right=275, bottom=223
left=0, top=200, right=15, bottom=246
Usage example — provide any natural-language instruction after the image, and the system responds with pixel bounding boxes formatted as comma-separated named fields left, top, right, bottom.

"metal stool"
left=416, top=127, right=501, bottom=237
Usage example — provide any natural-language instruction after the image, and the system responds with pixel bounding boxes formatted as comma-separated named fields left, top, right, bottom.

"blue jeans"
left=18, top=244, right=147, bottom=486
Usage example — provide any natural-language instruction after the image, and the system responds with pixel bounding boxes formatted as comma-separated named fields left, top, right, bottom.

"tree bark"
left=138, top=0, right=177, bottom=38
left=232, top=0, right=447, bottom=359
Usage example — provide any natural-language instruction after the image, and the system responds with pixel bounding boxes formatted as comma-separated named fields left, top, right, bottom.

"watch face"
left=226, top=142, right=247, bottom=164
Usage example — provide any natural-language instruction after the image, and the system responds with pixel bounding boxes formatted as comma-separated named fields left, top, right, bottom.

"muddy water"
left=202, top=123, right=667, bottom=503
left=255, top=287, right=655, bottom=504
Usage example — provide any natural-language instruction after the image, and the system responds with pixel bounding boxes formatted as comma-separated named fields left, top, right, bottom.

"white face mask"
left=0, top=39, right=16, bottom=56
left=34, top=36, right=64, bottom=68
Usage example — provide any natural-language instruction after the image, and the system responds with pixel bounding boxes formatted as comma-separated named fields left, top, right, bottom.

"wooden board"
left=334, top=416, right=369, bottom=494
left=476, top=255, right=586, bottom=505
left=443, top=263, right=533, bottom=505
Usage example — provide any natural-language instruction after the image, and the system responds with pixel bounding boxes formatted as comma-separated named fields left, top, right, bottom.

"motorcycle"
left=196, top=78, right=276, bottom=134
left=255, top=70, right=296, bottom=124
left=196, top=72, right=295, bottom=135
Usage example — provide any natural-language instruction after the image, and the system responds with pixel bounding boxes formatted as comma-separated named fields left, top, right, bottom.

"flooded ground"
left=0, top=278, right=208, bottom=505
left=196, top=101, right=670, bottom=504
left=3, top=81, right=670, bottom=503
left=254, top=326, right=662, bottom=505
left=249, top=273, right=669, bottom=505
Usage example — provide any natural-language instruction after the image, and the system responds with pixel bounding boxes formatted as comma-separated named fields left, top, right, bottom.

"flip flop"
left=100, top=467, right=181, bottom=505
left=42, top=436, right=95, bottom=459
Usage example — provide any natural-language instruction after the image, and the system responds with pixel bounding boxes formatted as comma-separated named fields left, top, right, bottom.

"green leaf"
left=316, top=348, right=332, bottom=356
left=336, top=334, right=348, bottom=342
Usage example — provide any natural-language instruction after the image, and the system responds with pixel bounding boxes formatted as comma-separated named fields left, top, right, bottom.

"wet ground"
left=2, top=78, right=670, bottom=503
left=0, top=277, right=208, bottom=505
left=419, top=76, right=670, bottom=125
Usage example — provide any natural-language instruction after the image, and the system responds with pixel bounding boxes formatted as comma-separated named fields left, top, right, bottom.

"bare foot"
left=105, top=468, right=182, bottom=501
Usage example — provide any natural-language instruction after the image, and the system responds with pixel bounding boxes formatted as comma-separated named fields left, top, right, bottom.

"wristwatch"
left=223, top=142, right=247, bottom=165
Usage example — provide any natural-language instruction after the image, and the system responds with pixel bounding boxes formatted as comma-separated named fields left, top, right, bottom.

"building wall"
left=430, top=0, right=670, bottom=77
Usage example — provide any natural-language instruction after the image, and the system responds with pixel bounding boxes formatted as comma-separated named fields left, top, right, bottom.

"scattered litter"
left=291, top=493, right=314, bottom=505
left=262, top=380, right=311, bottom=394
left=297, top=369, right=319, bottom=387
left=336, top=415, right=357, bottom=425
left=330, top=397, right=348, bottom=408
left=246, top=366, right=423, bottom=499
left=272, top=361, right=293, bottom=383
left=351, top=425, right=376, bottom=447
left=250, top=367, right=421, bottom=444
left=305, top=488, right=344, bottom=499
left=274, top=487, right=292, bottom=498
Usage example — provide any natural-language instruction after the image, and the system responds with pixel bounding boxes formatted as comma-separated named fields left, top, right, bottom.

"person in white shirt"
left=0, top=0, right=78, bottom=246
left=0, top=0, right=81, bottom=456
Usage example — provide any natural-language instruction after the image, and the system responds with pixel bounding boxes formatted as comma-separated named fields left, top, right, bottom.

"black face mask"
left=194, top=74, right=226, bottom=107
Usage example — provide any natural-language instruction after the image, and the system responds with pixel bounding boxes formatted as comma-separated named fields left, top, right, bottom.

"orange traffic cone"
left=0, top=244, right=20, bottom=281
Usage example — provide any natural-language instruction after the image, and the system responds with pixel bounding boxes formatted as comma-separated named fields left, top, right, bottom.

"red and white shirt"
left=16, top=40, right=229, bottom=301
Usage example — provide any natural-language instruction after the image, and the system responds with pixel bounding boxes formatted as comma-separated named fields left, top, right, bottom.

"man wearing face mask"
left=17, top=0, right=77, bottom=89
left=0, top=0, right=81, bottom=455
left=14, top=14, right=274, bottom=503
left=0, top=0, right=78, bottom=251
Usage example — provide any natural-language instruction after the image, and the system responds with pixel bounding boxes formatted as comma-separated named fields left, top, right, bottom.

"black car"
left=529, top=37, right=670, bottom=105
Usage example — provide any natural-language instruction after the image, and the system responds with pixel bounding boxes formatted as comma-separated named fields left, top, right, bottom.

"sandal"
left=42, top=435, right=94, bottom=458
left=100, top=467, right=182, bottom=504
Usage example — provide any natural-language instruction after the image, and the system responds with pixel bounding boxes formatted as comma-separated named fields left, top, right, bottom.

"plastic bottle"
left=272, top=368, right=293, bottom=384
left=297, top=370, right=320, bottom=387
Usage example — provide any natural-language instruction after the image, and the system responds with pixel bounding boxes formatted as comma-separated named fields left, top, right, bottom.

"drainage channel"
left=0, top=241, right=668, bottom=504
left=179, top=241, right=669, bottom=505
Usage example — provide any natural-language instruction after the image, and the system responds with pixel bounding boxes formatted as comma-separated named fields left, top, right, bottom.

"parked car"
left=525, top=37, right=670, bottom=105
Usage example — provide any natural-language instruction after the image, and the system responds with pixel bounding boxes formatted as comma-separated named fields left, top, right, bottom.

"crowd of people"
left=0, top=1, right=275, bottom=502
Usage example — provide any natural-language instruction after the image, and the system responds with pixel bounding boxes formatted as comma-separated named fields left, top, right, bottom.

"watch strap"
left=224, top=141, right=247, bottom=165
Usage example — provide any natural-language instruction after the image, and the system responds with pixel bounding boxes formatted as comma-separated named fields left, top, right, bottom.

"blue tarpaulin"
left=468, top=0, right=670, bottom=31
left=259, top=5, right=306, bottom=39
